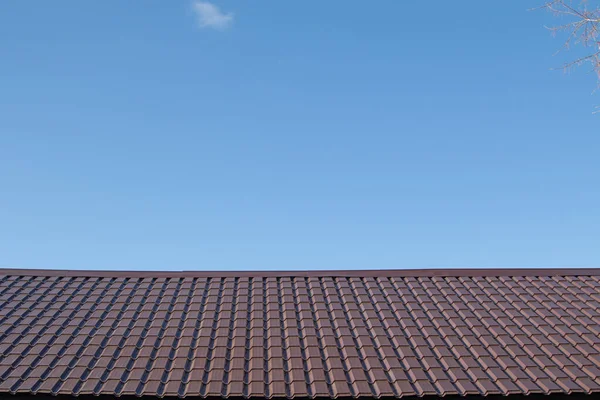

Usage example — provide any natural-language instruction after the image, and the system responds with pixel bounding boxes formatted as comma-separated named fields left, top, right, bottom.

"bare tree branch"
left=536, top=1, right=600, bottom=111
left=538, top=1, right=600, bottom=77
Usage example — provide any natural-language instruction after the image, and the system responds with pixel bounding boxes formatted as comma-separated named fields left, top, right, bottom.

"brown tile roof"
left=0, top=268, right=600, bottom=399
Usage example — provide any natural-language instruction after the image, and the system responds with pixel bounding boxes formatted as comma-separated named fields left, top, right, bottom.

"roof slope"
left=0, top=268, right=600, bottom=399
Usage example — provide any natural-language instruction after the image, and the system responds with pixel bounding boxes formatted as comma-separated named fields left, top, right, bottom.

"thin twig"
left=537, top=0, right=600, bottom=108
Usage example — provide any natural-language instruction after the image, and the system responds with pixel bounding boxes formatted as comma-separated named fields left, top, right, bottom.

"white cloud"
left=192, top=1, right=233, bottom=30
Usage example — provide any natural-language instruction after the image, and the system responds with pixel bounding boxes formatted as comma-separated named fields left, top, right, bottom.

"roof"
left=0, top=268, right=599, bottom=399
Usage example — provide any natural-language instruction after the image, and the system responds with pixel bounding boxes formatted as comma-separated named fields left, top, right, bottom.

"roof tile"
left=1, top=269, right=600, bottom=398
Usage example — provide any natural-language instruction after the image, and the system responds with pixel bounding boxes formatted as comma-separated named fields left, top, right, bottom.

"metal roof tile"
left=1, top=270, right=600, bottom=398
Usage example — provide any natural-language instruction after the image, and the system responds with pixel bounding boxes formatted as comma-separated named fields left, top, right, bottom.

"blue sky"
left=1, top=1, right=599, bottom=271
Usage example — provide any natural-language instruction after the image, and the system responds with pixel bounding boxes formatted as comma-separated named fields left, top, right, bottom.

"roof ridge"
left=0, top=267, right=600, bottom=278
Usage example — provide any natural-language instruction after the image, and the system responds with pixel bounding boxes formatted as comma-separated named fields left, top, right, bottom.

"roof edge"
left=0, top=267, right=599, bottom=278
